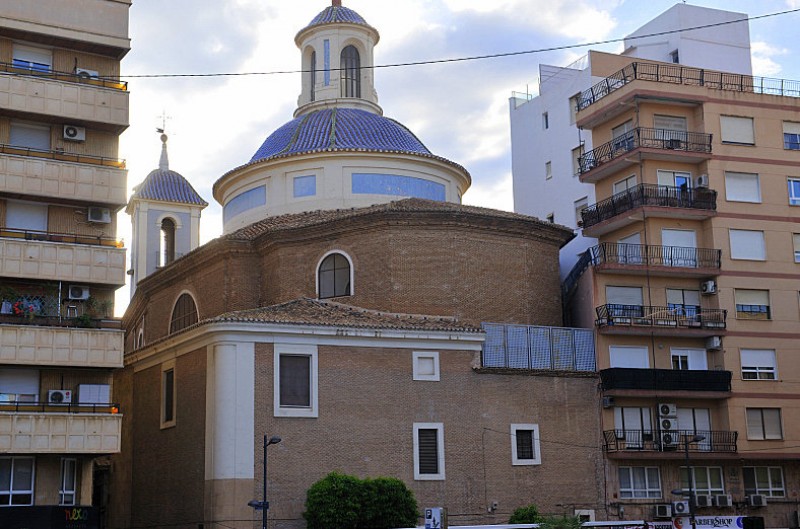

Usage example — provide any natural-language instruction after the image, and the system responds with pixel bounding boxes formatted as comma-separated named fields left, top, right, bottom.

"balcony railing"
left=482, top=323, right=596, bottom=372
left=0, top=61, right=127, bottom=90
left=0, top=227, right=121, bottom=248
left=590, top=243, right=721, bottom=270
left=595, top=304, right=727, bottom=330
left=579, top=127, right=712, bottom=173
left=577, top=62, right=800, bottom=111
left=0, top=143, right=126, bottom=169
left=603, top=429, right=737, bottom=453
left=0, top=401, right=119, bottom=414
left=600, top=367, right=732, bottom=392
left=580, top=184, right=717, bottom=230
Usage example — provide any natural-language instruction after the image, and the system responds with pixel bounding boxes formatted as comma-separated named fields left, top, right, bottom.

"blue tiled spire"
left=132, top=134, right=208, bottom=206
left=302, top=3, right=370, bottom=32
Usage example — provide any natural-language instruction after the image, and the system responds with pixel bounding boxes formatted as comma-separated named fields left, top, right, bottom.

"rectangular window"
left=618, top=466, right=661, bottom=499
left=794, top=234, right=800, bottom=263
left=612, top=120, right=634, bottom=151
left=542, top=112, right=549, bottom=130
left=574, top=197, right=588, bottom=225
left=741, top=349, right=777, bottom=380
left=412, top=351, right=440, bottom=381
left=0, top=457, right=35, bottom=506
left=161, top=362, right=176, bottom=428
left=59, top=458, right=77, bottom=506
left=735, top=289, right=771, bottom=320
left=725, top=172, right=761, bottom=203
left=569, top=94, right=580, bottom=124
left=613, top=175, right=637, bottom=195
left=783, top=122, right=800, bottom=150
left=274, top=344, right=318, bottom=418
left=413, top=423, right=444, bottom=480
left=789, top=178, right=800, bottom=206
left=0, top=368, right=39, bottom=403
left=720, top=115, right=755, bottom=145
left=511, top=424, right=541, bottom=465
left=680, top=466, right=724, bottom=495
left=609, top=346, right=649, bottom=369
left=12, top=44, right=52, bottom=73
left=744, top=467, right=785, bottom=497
left=571, top=145, right=584, bottom=176
left=545, top=161, right=552, bottom=180
left=746, top=408, right=782, bottom=440
left=293, top=175, right=316, bottom=198
left=9, top=122, right=51, bottom=151
left=729, top=229, right=766, bottom=261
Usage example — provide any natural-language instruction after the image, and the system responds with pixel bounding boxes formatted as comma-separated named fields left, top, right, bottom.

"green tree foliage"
left=539, top=515, right=584, bottom=529
left=509, top=504, right=542, bottom=524
left=304, top=472, right=418, bottom=529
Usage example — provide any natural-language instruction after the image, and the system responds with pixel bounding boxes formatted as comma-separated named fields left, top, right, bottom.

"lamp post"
left=248, top=435, right=281, bottom=529
left=673, top=434, right=705, bottom=529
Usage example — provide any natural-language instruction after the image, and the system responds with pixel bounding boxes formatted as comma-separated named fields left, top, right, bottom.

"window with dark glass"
left=0, top=457, right=34, bottom=506
left=162, top=367, right=175, bottom=425
left=341, top=45, right=361, bottom=98
left=279, top=354, right=311, bottom=408
left=417, top=428, right=439, bottom=475
left=318, top=253, right=351, bottom=298
left=310, top=51, right=317, bottom=102
left=515, top=430, right=534, bottom=460
left=160, top=218, right=176, bottom=266
left=170, top=294, right=198, bottom=333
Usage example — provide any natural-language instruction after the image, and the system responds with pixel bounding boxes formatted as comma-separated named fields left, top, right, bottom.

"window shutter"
left=735, top=289, right=769, bottom=306
left=417, top=429, right=439, bottom=474
left=783, top=122, right=800, bottom=135
left=763, top=410, right=782, bottom=439
left=606, top=286, right=643, bottom=305
left=725, top=172, right=760, bottom=202
left=9, top=123, right=51, bottom=151
left=654, top=115, right=687, bottom=131
left=720, top=116, right=755, bottom=144
left=741, top=349, right=775, bottom=368
left=729, top=230, right=766, bottom=260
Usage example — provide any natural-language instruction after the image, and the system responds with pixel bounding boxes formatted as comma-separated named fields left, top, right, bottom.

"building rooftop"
left=299, top=4, right=372, bottom=34
left=131, top=134, right=208, bottom=206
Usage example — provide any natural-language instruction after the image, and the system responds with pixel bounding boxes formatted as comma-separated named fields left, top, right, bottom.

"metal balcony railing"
left=0, top=143, right=126, bottom=169
left=580, top=184, right=717, bottom=229
left=595, top=304, right=727, bottom=330
left=590, top=242, right=721, bottom=270
left=600, top=367, right=732, bottom=392
left=578, top=127, right=712, bottom=173
left=0, top=227, right=121, bottom=248
left=0, top=401, right=120, bottom=414
left=482, top=323, right=596, bottom=372
left=0, top=61, right=127, bottom=90
left=577, top=62, right=800, bottom=111
left=603, top=429, right=737, bottom=453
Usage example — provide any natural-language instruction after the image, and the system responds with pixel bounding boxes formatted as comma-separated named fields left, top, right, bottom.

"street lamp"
left=671, top=434, right=705, bottom=529
left=248, top=435, right=282, bottom=529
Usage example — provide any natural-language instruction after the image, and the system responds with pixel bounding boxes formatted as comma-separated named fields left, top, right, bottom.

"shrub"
left=303, top=472, right=418, bottom=529
left=539, top=515, right=584, bottom=529
left=509, top=504, right=542, bottom=524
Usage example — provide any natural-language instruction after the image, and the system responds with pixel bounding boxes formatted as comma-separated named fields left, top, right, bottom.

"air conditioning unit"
left=68, top=285, right=90, bottom=300
left=672, top=501, right=690, bottom=515
left=602, top=396, right=615, bottom=408
left=701, top=280, right=717, bottom=295
left=87, top=206, right=112, bottom=224
left=48, top=389, right=72, bottom=404
left=696, top=495, right=713, bottom=508
left=655, top=504, right=672, bottom=519
left=706, top=336, right=723, bottom=351
left=748, top=495, right=767, bottom=507
left=716, top=494, right=733, bottom=507
left=696, top=174, right=709, bottom=188
left=63, top=124, right=86, bottom=142
left=76, top=68, right=99, bottom=79
left=660, top=431, right=679, bottom=449
left=660, top=417, right=678, bottom=431
left=658, top=403, right=678, bottom=417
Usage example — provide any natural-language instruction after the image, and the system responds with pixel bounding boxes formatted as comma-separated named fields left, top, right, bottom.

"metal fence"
left=590, top=242, right=721, bottom=269
left=482, top=323, right=595, bottom=371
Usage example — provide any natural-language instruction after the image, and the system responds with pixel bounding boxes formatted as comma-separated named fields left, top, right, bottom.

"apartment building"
left=570, top=49, right=800, bottom=528
left=510, top=4, right=752, bottom=277
left=0, top=2, right=130, bottom=528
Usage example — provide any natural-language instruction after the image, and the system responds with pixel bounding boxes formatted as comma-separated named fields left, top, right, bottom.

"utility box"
left=425, top=508, right=447, bottom=529
left=78, top=384, right=110, bottom=404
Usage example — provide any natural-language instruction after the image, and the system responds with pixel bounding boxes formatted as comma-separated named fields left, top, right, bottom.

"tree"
left=509, top=504, right=542, bottom=524
left=303, top=472, right=418, bottom=529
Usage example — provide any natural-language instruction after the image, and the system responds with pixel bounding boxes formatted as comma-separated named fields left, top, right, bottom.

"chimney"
left=332, top=0, right=341, bottom=6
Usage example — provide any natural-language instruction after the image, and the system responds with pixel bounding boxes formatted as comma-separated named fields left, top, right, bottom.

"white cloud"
left=751, top=41, right=788, bottom=77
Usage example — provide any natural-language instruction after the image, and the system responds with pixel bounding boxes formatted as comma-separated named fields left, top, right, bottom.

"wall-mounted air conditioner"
left=672, top=501, right=690, bottom=515
left=68, top=285, right=90, bottom=300
left=696, top=174, right=709, bottom=188
left=63, top=125, right=86, bottom=142
left=660, top=431, right=678, bottom=449
left=602, top=396, right=615, bottom=408
left=748, top=494, right=767, bottom=507
left=658, top=403, right=677, bottom=417
left=715, top=494, right=733, bottom=507
left=696, top=495, right=713, bottom=508
left=706, top=336, right=723, bottom=351
left=701, top=280, right=717, bottom=295
left=76, top=68, right=99, bottom=79
left=87, top=206, right=111, bottom=224
left=48, top=389, right=72, bottom=404
left=655, top=504, right=672, bottom=518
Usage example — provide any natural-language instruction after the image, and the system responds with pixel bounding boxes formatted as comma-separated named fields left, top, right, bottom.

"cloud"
left=750, top=41, right=788, bottom=77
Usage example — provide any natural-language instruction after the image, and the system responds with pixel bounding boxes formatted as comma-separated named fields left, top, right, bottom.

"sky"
left=114, top=0, right=800, bottom=311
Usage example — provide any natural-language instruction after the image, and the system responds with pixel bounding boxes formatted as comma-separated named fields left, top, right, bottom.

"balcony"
left=600, top=367, right=732, bottom=392
left=590, top=242, right=721, bottom=277
left=0, top=407, right=121, bottom=453
left=481, top=323, right=596, bottom=372
left=0, top=72, right=128, bottom=130
left=603, top=429, right=737, bottom=454
left=0, top=149, right=126, bottom=205
left=578, top=128, right=712, bottom=182
left=0, top=323, right=122, bottom=368
left=595, top=304, right=726, bottom=336
left=0, top=236, right=126, bottom=286
left=580, top=184, right=717, bottom=237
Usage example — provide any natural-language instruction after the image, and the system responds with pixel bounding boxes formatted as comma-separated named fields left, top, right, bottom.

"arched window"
left=160, top=218, right=176, bottom=266
left=170, top=293, right=198, bottom=333
left=318, top=253, right=351, bottom=299
left=310, top=51, right=316, bottom=102
left=340, top=45, right=360, bottom=98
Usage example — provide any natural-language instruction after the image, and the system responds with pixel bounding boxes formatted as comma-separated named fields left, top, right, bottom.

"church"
left=110, top=3, right=602, bottom=528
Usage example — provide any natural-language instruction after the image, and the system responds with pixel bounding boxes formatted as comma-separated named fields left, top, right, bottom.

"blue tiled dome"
left=250, top=108, right=432, bottom=163
left=133, top=169, right=208, bottom=206
left=302, top=5, right=370, bottom=32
